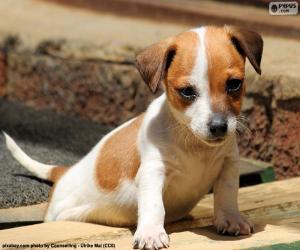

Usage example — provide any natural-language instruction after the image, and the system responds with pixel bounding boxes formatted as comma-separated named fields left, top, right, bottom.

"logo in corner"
left=269, top=1, right=298, bottom=15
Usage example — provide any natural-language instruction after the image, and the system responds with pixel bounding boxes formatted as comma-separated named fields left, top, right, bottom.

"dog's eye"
left=178, top=87, right=197, bottom=101
left=226, top=79, right=243, bottom=93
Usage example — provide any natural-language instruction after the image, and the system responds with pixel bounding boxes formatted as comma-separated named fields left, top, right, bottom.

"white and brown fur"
left=4, top=25, right=263, bottom=249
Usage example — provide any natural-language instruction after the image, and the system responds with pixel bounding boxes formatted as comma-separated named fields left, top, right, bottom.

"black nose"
left=208, top=114, right=228, bottom=138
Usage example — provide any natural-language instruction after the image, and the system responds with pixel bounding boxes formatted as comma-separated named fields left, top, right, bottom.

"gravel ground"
left=0, top=99, right=110, bottom=208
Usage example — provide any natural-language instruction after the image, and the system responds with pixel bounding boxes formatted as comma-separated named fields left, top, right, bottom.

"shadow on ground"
left=0, top=98, right=111, bottom=208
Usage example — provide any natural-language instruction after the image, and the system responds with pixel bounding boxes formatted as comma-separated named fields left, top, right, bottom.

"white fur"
left=169, top=27, right=211, bottom=141
left=3, top=132, right=55, bottom=179
left=45, top=117, right=139, bottom=225
left=187, top=27, right=212, bottom=138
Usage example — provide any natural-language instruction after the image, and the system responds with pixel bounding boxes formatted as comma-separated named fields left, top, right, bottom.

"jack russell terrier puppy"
left=4, top=25, right=263, bottom=249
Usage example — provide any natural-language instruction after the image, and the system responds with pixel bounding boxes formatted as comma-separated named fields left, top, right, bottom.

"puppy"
left=4, top=25, right=263, bottom=249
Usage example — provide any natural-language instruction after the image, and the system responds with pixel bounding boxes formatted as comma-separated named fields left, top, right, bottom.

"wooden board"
left=0, top=203, right=47, bottom=223
left=240, top=157, right=275, bottom=183
left=0, top=221, right=299, bottom=250
left=0, top=177, right=299, bottom=249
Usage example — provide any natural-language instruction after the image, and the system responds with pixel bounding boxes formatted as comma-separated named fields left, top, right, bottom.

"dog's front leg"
left=213, top=152, right=254, bottom=235
left=133, top=160, right=169, bottom=249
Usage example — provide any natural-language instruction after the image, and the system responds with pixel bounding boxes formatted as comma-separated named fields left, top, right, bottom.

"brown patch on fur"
left=205, top=26, right=246, bottom=115
left=225, top=25, right=263, bottom=75
left=47, top=166, right=68, bottom=210
left=96, top=114, right=144, bottom=191
left=136, top=37, right=175, bottom=93
left=49, top=165, right=68, bottom=183
left=165, top=31, right=199, bottom=111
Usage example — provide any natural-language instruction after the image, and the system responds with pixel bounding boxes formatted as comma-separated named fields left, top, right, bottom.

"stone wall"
left=239, top=75, right=300, bottom=179
left=1, top=38, right=158, bottom=126
left=0, top=37, right=299, bottom=179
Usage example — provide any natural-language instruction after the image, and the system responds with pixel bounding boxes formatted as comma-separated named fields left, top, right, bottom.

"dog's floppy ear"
left=135, top=37, right=176, bottom=93
left=226, top=25, right=263, bottom=74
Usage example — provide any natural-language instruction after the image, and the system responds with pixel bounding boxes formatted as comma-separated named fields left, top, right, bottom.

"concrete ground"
left=0, top=99, right=110, bottom=208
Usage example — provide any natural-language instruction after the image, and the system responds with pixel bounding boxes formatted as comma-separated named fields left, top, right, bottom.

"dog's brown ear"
left=136, top=37, right=176, bottom=93
left=226, top=25, right=263, bottom=74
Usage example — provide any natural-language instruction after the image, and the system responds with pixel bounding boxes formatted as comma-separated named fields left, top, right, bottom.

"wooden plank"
left=0, top=177, right=299, bottom=249
left=83, top=223, right=300, bottom=250
left=0, top=203, right=47, bottom=223
left=240, top=157, right=272, bottom=174
left=0, top=220, right=299, bottom=250
left=191, top=176, right=300, bottom=219
left=240, top=157, right=275, bottom=183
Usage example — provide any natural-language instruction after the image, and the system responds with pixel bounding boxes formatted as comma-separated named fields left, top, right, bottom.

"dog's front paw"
left=133, top=225, right=169, bottom=249
left=214, top=211, right=254, bottom=236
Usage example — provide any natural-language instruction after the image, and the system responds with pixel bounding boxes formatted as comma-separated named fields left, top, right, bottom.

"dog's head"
left=136, top=25, right=263, bottom=146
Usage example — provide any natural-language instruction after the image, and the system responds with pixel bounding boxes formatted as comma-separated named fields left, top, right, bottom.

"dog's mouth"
left=199, top=136, right=227, bottom=147
left=186, top=126, right=228, bottom=147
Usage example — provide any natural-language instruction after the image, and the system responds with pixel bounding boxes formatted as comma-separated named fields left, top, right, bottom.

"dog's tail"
left=3, top=132, right=68, bottom=182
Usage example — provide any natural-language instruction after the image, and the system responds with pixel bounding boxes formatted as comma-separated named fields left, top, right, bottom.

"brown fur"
left=136, top=37, right=175, bottom=93
left=136, top=25, right=262, bottom=115
left=225, top=25, right=263, bottom=75
left=164, top=31, right=199, bottom=111
left=136, top=31, right=199, bottom=111
left=49, top=165, right=68, bottom=182
left=205, top=26, right=246, bottom=115
left=95, top=114, right=144, bottom=191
